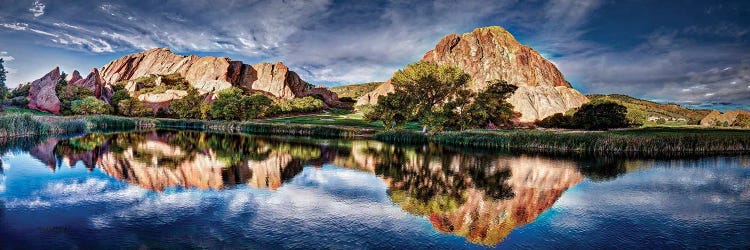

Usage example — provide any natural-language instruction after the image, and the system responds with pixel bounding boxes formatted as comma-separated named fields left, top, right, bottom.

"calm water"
left=0, top=130, right=748, bottom=249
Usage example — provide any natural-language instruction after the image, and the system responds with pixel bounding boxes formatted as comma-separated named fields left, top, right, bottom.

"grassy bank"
left=375, top=127, right=750, bottom=156
left=156, top=118, right=375, bottom=138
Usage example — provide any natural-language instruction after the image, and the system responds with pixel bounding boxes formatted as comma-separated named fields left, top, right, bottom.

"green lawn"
left=1, top=107, right=54, bottom=116
left=262, top=109, right=422, bottom=130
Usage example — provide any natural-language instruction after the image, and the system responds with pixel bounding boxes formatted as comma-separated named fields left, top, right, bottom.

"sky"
left=0, top=0, right=748, bottom=111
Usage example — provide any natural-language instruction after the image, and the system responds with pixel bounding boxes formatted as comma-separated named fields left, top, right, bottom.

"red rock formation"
left=28, top=67, right=62, bottom=114
left=70, top=68, right=111, bottom=101
left=700, top=109, right=750, bottom=126
left=100, top=48, right=342, bottom=107
left=68, top=70, right=83, bottom=84
left=357, top=26, right=589, bottom=122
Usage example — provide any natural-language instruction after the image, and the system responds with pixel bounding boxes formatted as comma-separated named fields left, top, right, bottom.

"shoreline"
left=2, top=114, right=749, bottom=156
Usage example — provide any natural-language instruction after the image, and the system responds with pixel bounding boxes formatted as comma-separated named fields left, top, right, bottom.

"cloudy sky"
left=0, top=0, right=748, bottom=110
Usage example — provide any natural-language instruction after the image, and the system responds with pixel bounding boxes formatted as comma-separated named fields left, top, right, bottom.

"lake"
left=1, top=130, right=748, bottom=249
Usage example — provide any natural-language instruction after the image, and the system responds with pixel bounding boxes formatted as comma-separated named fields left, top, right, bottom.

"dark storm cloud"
left=0, top=0, right=748, bottom=110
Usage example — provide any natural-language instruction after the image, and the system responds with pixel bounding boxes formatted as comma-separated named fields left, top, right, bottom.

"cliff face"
left=357, top=26, right=589, bottom=122
left=28, top=67, right=62, bottom=114
left=100, top=48, right=341, bottom=107
left=700, top=109, right=750, bottom=126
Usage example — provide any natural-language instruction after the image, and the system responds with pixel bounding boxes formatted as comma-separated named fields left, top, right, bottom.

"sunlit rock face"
left=28, top=67, right=62, bottom=114
left=700, top=109, right=750, bottom=126
left=428, top=156, right=584, bottom=246
left=357, top=26, right=589, bottom=122
left=99, top=48, right=342, bottom=107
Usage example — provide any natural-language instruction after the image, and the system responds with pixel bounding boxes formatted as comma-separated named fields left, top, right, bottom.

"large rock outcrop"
left=357, top=26, right=589, bottom=122
left=28, top=67, right=62, bottom=114
left=700, top=109, right=750, bottom=126
left=70, top=68, right=112, bottom=101
left=100, top=48, right=342, bottom=107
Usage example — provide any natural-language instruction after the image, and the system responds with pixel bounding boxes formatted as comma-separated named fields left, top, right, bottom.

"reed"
left=372, top=130, right=428, bottom=144
left=155, top=118, right=371, bottom=138
left=0, top=114, right=50, bottom=139
left=88, top=115, right=156, bottom=131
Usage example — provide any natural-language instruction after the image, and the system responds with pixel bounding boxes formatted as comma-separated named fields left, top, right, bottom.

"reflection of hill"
left=36, top=130, right=594, bottom=246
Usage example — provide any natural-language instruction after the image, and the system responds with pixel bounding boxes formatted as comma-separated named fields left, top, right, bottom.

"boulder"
left=357, top=26, right=589, bottom=122
left=28, top=67, right=62, bottom=114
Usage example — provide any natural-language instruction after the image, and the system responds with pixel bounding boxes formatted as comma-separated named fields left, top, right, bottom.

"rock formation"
left=700, top=109, right=750, bottom=126
left=28, top=67, right=62, bottom=114
left=100, top=48, right=342, bottom=107
left=357, top=26, right=589, bottom=122
left=70, top=68, right=112, bottom=101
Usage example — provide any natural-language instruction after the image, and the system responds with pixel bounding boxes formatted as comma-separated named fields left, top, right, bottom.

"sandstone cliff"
left=700, top=109, right=750, bottom=126
left=28, top=67, right=62, bottom=114
left=100, top=48, right=342, bottom=107
left=357, top=26, right=589, bottom=122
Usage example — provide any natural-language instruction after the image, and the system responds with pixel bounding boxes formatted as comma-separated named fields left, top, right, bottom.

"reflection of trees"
left=368, top=144, right=514, bottom=215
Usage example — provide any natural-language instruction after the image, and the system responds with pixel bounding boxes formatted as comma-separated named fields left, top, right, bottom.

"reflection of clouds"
left=6, top=178, right=147, bottom=209
left=554, top=165, right=750, bottom=227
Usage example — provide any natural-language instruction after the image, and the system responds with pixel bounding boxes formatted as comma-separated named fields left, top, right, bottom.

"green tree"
left=209, top=87, right=245, bottom=120
left=71, top=97, right=111, bottom=115
left=169, top=88, right=204, bottom=119
left=384, top=62, right=471, bottom=132
left=364, top=93, right=414, bottom=130
left=0, top=58, right=7, bottom=112
left=241, top=94, right=274, bottom=119
left=536, top=113, right=574, bottom=128
left=466, top=80, right=519, bottom=129
left=573, top=102, right=629, bottom=130
left=109, top=89, right=131, bottom=115
left=57, top=84, right=94, bottom=116
left=733, top=113, right=750, bottom=128
left=118, top=98, right=153, bottom=117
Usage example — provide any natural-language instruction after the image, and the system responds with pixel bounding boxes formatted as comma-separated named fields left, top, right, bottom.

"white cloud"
left=0, top=51, right=14, bottom=62
left=1, top=22, right=29, bottom=31
left=29, top=1, right=46, bottom=17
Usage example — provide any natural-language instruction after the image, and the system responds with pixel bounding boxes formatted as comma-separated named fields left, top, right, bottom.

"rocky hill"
left=700, top=110, right=750, bottom=126
left=357, top=26, right=589, bottom=122
left=330, top=82, right=383, bottom=99
left=26, top=48, right=343, bottom=114
left=588, top=94, right=711, bottom=123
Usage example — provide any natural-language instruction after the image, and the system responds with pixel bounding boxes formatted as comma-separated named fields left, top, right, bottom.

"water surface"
left=1, top=130, right=748, bottom=249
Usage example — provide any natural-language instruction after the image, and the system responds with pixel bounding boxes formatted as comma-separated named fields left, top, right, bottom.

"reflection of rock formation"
left=429, top=156, right=583, bottom=246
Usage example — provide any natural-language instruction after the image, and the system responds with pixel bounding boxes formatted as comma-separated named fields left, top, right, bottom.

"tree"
left=573, top=102, right=629, bottom=130
left=56, top=84, right=94, bottom=116
left=169, top=88, right=204, bottom=119
left=0, top=58, right=7, bottom=112
left=384, top=62, right=471, bottom=132
left=71, top=97, right=111, bottom=115
left=364, top=93, right=414, bottom=130
left=241, top=94, right=273, bottom=119
left=210, top=87, right=245, bottom=120
left=466, top=80, right=519, bottom=128
left=109, top=89, right=131, bottom=115
left=536, top=113, right=574, bottom=128
left=733, top=113, right=750, bottom=128
left=118, top=98, right=153, bottom=117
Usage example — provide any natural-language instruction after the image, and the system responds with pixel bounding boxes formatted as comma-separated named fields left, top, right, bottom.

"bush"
left=109, top=89, right=131, bottom=114
left=71, top=97, right=111, bottom=115
left=169, top=88, right=204, bottom=119
left=57, top=84, right=94, bottom=116
left=273, top=96, right=325, bottom=114
left=536, top=113, right=574, bottom=128
left=573, top=102, right=629, bottom=130
left=118, top=98, right=153, bottom=117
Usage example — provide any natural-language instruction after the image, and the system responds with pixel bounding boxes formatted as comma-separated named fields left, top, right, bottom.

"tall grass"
left=372, top=130, right=428, bottom=144
left=0, top=114, right=50, bottom=138
left=426, top=128, right=750, bottom=156
left=88, top=115, right=156, bottom=131
left=155, top=118, right=370, bottom=138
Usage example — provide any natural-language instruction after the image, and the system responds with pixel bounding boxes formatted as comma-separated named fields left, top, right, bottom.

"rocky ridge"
left=357, top=26, right=589, bottom=122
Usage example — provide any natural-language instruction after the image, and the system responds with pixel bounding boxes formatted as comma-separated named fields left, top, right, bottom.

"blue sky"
left=1, top=0, right=748, bottom=110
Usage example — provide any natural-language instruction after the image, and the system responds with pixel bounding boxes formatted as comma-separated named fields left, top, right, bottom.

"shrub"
left=118, top=98, right=153, bottom=117
left=109, top=89, right=131, bottom=115
left=572, top=102, right=629, bottom=130
left=536, top=113, right=574, bottom=128
left=56, top=84, right=94, bottom=116
left=169, top=88, right=204, bottom=119
left=71, top=97, right=111, bottom=115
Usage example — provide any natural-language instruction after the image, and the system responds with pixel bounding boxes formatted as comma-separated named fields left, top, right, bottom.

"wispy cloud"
left=29, top=1, right=46, bottom=17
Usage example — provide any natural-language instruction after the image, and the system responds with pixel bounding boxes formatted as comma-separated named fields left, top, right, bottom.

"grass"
left=156, top=118, right=374, bottom=139
left=0, top=114, right=51, bottom=138
left=2, top=107, right=54, bottom=116
left=390, top=127, right=750, bottom=156
left=263, top=109, right=385, bottom=129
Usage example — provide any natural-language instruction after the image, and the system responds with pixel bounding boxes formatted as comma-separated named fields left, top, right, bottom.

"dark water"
left=0, top=130, right=748, bottom=249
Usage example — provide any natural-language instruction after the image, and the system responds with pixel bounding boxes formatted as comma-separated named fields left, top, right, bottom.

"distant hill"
left=330, top=82, right=383, bottom=99
left=587, top=94, right=711, bottom=123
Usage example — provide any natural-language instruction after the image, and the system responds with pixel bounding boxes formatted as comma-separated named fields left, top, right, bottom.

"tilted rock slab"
left=28, top=67, right=62, bottom=114
left=357, top=26, right=589, bottom=122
